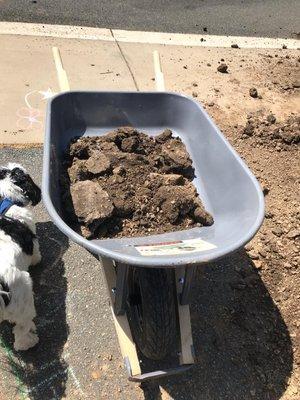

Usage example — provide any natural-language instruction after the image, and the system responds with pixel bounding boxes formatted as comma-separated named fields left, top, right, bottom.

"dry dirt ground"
left=0, top=48, right=299, bottom=400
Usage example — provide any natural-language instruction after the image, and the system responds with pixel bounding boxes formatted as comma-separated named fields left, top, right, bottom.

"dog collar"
left=0, top=198, right=14, bottom=215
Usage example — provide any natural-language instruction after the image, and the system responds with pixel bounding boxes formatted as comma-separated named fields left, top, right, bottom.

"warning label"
left=135, top=238, right=216, bottom=256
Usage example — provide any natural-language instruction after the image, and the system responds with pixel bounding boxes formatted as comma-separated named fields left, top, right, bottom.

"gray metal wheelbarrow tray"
left=42, top=91, right=264, bottom=381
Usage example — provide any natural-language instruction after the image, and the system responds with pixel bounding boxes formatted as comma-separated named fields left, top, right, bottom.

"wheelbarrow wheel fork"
left=175, top=266, right=196, bottom=365
left=101, top=257, right=195, bottom=380
left=177, top=265, right=197, bottom=306
left=113, top=262, right=129, bottom=316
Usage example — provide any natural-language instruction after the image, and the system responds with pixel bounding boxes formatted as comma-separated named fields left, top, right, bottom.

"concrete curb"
left=0, top=22, right=299, bottom=49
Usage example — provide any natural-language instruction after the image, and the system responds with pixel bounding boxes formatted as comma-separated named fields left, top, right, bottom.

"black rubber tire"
left=127, top=267, right=177, bottom=360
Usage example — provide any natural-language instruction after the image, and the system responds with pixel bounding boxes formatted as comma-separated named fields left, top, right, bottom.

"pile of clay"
left=61, top=127, right=213, bottom=239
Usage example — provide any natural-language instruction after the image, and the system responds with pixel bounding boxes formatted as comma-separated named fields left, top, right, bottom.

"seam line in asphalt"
left=110, top=28, right=139, bottom=91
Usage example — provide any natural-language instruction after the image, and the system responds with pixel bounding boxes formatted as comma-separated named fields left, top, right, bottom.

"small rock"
left=155, top=128, right=173, bottom=143
left=183, top=65, right=188, bottom=69
left=108, top=354, right=113, bottom=361
left=207, top=63, right=211, bottom=67
left=203, top=27, right=207, bottom=32
left=207, top=101, right=215, bottom=107
left=282, top=44, right=287, bottom=49
left=91, top=370, right=101, bottom=379
left=86, top=153, right=111, bottom=175
left=193, top=206, right=214, bottom=226
left=280, top=131, right=296, bottom=144
left=149, top=173, right=184, bottom=186
left=68, top=160, right=88, bottom=182
left=192, top=82, right=198, bottom=87
left=267, top=114, right=276, bottom=124
left=217, top=63, right=228, bottom=73
left=70, top=180, right=114, bottom=227
left=113, top=166, right=126, bottom=176
left=272, top=227, right=283, bottom=237
left=258, top=249, right=267, bottom=258
left=121, top=136, right=139, bottom=152
left=243, top=122, right=255, bottom=136
left=265, top=211, right=274, bottom=219
left=292, top=80, right=300, bottom=88
left=231, top=44, right=239, bottom=48
left=287, top=229, right=300, bottom=239
left=249, top=88, right=258, bottom=98
left=192, top=91, right=198, bottom=97
left=245, top=243, right=253, bottom=251
left=248, top=250, right=259, bottom=260
left=254, top=260, right=262, bottom=270
left=262, top=185, right=269, bottom=196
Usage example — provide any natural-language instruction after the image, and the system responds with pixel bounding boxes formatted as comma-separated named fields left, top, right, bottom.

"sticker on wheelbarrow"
left=135, top=238, right=216, bottom=256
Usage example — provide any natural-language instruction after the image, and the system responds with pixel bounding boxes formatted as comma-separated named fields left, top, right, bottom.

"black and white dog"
left=0, top=163, right=41, bottom=350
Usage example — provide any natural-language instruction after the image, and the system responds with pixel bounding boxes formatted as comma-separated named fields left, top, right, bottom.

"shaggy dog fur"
left=0, top=163, right=41, bottom=350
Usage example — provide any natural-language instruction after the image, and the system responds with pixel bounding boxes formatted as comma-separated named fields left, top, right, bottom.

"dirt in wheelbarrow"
left=61, top=127, right=214, bottom=239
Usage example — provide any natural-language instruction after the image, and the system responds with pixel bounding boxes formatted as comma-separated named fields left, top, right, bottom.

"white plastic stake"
left=52, top=46, right=70, bottom=92
left=153, top=50, right=165, bottom=91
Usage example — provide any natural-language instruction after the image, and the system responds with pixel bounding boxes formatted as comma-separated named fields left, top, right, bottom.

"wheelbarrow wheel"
left=127, top=267, right=177, bottom=360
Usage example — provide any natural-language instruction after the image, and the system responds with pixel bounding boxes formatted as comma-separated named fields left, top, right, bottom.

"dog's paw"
left=31, top=252, right=42, bottom=267
left=31, top=243, right=42, bottom=266
left=14, top=332, right=39, bottom=351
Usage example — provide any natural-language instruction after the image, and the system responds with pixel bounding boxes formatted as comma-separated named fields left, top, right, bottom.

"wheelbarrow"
left=42, top=49, right=264, bottom=381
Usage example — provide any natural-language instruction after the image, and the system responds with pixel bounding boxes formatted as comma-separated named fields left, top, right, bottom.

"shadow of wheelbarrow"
left=141, top=249, right=293, bottom=400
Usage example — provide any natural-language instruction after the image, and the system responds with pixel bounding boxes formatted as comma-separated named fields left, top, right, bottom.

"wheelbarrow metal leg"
left=180, top=265, right=197, bottom=305
left=175, top=267, right=195, bottom=365
left=114, top=263, right=129, bottom=316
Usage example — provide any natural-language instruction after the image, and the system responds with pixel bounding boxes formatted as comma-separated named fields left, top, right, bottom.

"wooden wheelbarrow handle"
left=153, top=50, right=165, bottom=91
left=52, top=46, right=70, bottom=92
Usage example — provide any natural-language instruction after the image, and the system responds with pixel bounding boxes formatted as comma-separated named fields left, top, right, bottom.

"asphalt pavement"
left=0, top=147, right=293, bottom=399
left=0, top=0, right=299, bottom=38
left=0, top=148, right=136, bottom=400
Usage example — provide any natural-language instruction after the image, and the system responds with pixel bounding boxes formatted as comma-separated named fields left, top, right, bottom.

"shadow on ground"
left=141, top=250, right=293, bottom=400
left=0, top=221, right=69, bottom=400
